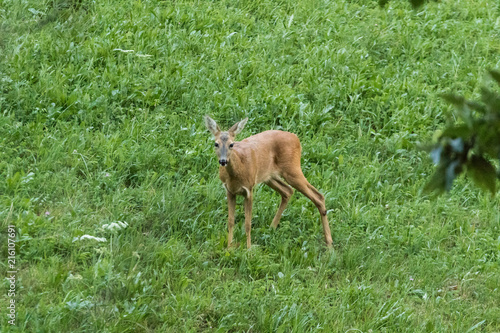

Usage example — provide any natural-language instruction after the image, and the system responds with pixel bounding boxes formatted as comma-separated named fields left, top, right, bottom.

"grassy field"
left=1, top=0, right=500, bottom=331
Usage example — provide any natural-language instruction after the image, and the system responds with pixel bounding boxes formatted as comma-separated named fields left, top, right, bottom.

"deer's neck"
left=223, top=150, right=242, bottom=178
left=219, top=150, right=252, bottom=196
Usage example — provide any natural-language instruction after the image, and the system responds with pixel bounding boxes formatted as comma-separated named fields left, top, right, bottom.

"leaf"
left=466, top=320, right=486, bottom=333
left=489, top=70, right=500, bottom=86
left=465, top=101, right=487, bottom=114
left=441, top=93, right=465, bottom=107
left=480, top=87, right=500, bottom=114
left=466, top=155, right=496, bottom=194
left=449, top=138, right=464, bottom=153
left=28, top=8, right=45, bottom=15
left=441, top=124, right=472, bottom=139
left=409, top=0, right=426, bottom=8
left=476, top=121, right=500, bottom=157
left=441, top=93, right=473, bottom=128
left=430, top=146, right=442, bottom=165
left=445, top=160, right=461, bottom=191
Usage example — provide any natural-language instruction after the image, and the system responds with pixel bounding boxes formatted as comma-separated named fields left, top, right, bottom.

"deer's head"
left=204, top=115, right=248, bottom=167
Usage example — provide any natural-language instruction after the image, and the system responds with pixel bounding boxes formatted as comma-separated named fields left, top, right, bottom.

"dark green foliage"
left=425, top=71, right=500, bottom=195
left=379, top=0, right=436, bottom=9
left=410, top=0, right=427, bottom=7
left=467, top=155, right=496, bottom=194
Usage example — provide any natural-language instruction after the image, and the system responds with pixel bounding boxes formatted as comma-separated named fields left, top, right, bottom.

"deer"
left=204, top=115, right=333, bottom=249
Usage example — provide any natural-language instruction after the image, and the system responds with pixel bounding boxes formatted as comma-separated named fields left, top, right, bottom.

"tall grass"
left=1, top=0, right=499, bottom=331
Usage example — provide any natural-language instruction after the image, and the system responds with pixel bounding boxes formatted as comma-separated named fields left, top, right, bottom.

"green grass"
left=1, top=0, right=500, bottom=331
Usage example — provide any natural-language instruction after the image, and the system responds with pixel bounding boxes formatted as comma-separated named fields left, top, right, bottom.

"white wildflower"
left=113, top=48, right=134, bottom=53
left=66, top=273, right=83, bottom=281
left=73, top=235, right=107, bottom=242
left=102, top=221, right=128, bottom=232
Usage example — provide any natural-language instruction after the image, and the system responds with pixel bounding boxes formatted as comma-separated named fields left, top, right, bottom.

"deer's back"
left=236, top=130, right=302, bottom=182
left=238, top=130, right=300, bottom=153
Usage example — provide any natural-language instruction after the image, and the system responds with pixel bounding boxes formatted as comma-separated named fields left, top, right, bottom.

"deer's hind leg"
left=282, top=170, right=333, bottom=247
left=265, top=178, right=294, bottom=229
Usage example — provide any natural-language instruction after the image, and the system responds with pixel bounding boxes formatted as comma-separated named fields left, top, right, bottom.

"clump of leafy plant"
left=379, top=0, right=436, bottom=9
left=425, top=70, right=500, bottom=195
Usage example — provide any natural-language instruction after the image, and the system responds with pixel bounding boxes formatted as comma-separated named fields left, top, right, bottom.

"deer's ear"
left=204, top=115, right=220, bottom=136
left=229, top=117, right=248, bottom=136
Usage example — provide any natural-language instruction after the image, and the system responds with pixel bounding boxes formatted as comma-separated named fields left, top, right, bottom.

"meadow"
left=1, top=0, right=500, bottom=331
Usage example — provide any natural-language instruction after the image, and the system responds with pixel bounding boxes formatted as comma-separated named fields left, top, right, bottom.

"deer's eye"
left=214, top=142, right=219, bottom=148
left=229, top=143, right=234, bottom=148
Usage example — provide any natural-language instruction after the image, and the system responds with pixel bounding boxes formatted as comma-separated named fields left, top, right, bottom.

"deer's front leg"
left=243, top=192, right=253, bottom=249
left=227, top=191, right=236, bottom=248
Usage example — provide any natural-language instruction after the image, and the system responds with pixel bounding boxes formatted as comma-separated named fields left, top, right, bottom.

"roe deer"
left=204, top=115, right=333, bottom=249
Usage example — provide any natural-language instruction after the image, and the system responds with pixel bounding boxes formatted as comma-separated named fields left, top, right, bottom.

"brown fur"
left=204, top=116, right=333, bottom=248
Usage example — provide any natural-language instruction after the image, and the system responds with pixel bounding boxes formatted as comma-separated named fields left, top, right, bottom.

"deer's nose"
left=219, top=159, right=227, bottom=166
